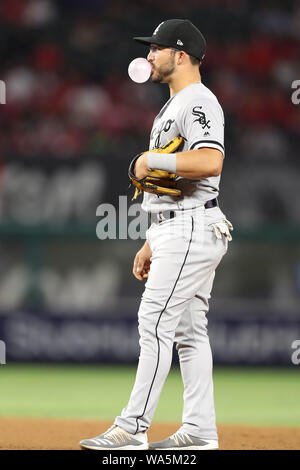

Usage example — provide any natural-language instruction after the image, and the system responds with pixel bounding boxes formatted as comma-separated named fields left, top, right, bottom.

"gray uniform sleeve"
left=178, top=97, right=225, bottom=156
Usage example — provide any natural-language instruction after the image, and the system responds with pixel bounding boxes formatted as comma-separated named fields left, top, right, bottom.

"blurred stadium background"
left=0, top=0, right=299, bottom=373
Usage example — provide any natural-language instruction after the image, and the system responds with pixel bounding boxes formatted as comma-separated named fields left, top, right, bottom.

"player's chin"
left=150, top=73, right=163, bottom=83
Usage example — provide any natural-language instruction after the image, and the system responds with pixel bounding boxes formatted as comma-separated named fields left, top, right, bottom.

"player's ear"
left=177, top=51, right=187, bottom=65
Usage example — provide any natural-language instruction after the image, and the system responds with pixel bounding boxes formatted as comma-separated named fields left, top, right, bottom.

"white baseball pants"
left=115, top=206, right=229, bottom=440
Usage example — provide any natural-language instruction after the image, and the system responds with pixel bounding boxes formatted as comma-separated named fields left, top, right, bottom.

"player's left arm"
left=134, top=147, right=223, bottom=180
left=175, top=147, right=223, bottom=179
left=175, top=96, right=225, bottom=179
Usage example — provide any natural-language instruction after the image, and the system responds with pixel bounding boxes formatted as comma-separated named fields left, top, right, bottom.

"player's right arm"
left=133, top=240, right=152, bottom=281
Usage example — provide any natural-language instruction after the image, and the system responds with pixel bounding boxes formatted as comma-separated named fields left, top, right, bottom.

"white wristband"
left=147, top=152, right=177, bottom=173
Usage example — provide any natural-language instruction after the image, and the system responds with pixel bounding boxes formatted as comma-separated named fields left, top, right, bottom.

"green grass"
left=213, top=367, right=300, bottom=427
left=0, top=364, right=299, bottom=427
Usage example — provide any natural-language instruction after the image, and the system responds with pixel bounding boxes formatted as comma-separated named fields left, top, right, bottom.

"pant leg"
left=175, top=224, right=228, bottom=440
left=175, top=292, right=217, bottom=440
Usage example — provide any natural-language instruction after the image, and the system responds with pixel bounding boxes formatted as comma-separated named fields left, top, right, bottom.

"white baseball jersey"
left=142, top=82, right=225, bottom=214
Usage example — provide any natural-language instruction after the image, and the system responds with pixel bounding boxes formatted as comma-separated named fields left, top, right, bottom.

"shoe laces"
left=103, top=425, right=131, bottom=444
left=170, top=432, right=193, bottom=446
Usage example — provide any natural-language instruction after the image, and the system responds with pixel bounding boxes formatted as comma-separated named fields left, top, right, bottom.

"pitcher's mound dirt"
left=0, top=417, right=299, bottom=450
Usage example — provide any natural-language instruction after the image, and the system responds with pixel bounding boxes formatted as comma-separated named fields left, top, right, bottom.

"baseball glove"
left=128, top=136, right=184, bottom=200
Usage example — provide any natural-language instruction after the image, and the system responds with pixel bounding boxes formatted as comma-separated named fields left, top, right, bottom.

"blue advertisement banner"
left=0, top=311, right=299, bottom=365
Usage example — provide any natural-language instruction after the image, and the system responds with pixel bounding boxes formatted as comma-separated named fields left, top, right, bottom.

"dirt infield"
left=0, top=417, right=299, bottom=450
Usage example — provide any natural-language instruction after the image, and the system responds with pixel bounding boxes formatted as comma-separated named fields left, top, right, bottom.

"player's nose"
left=147, top=50, right=154, bottom=62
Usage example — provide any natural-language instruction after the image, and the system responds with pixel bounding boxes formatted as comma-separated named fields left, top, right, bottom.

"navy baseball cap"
left=133, top=19, right=206, bottom=61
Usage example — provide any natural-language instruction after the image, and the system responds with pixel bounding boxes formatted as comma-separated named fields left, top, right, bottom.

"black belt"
left=204, top=198, right=218, bottom=209
left=154, top=198, right=218, bottom=223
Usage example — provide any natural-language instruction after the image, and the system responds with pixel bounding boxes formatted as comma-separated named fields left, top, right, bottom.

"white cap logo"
left=153, top=22, right=164, bottom=36
left=177, top=39, right=184, bottom=46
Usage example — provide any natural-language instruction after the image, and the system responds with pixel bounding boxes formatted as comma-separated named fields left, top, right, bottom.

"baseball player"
left=80, top=19, right=233, bottom=451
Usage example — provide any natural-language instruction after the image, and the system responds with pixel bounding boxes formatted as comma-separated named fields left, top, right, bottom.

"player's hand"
left=134, top=153, right=151, bottom=180
left=133, top=240, right=152, bottom=281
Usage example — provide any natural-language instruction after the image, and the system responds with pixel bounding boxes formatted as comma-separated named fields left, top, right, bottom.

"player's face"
left=147, top=45, right=177, bottom=83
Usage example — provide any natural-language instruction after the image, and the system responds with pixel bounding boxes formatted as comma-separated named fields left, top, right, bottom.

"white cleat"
left=148, top=431, right=218, bottom=450
left=79, top=425, right=148, bottom=450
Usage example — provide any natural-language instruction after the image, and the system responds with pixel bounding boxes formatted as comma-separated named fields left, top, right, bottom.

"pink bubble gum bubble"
left=128, top=57, right=152, bottom=83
